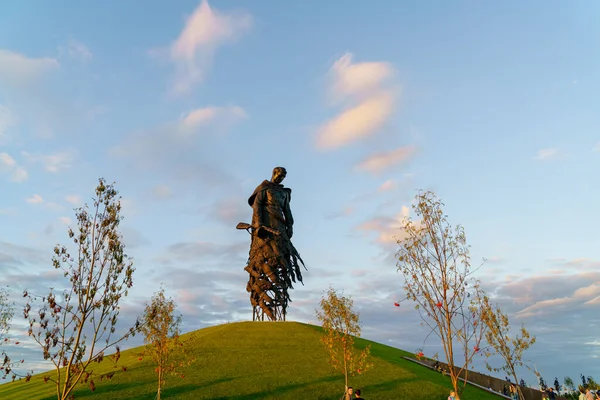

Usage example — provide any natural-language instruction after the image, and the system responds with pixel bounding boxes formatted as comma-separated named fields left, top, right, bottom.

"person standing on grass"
left=448, top=390, right=457, bottom=400
left=354, top=389, right=364, bottom=400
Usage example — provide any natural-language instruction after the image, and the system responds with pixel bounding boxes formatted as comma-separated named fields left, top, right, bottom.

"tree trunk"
left=157, top=366, right=162, bottom=400
left=343, top=343, right=349, bottom=399
left=512, top=371, right=525, bottom=400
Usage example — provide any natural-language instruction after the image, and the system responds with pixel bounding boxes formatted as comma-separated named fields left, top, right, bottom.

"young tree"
left=139, top=287, right=194, bottom=400
left=554, top=377, right=561, bottom=393
left=0, top=287, right=12, bottom=339
left=0, top=286, right=19, bottom=380
left=396, top=191, right=487, bottom=398
left=316, top=287, right=372, bottom=399
left=564, top=376, right=575, bottom=392
left=481, top=298, right=536, bottom=400
left=23, top=178, right=139, bottom=400
left=0, top=287, right=33, bottom=383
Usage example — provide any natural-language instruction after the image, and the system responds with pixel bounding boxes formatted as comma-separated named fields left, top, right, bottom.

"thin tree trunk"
left=157, top=366, right=162, bottom=400
left=343, top=343, right=348, bottom=399
left=512, top=371, right=524, bottom=400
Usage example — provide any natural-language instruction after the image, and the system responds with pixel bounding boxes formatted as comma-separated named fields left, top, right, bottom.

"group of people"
left=576, top=385, right=599, bottom=400
left=342, top=386, right=364, bottom=400
left=538, top=385, right=598, bottom=400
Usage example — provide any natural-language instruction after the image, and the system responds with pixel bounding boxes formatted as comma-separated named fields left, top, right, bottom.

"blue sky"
left=1, top=0, right=599, bottom=388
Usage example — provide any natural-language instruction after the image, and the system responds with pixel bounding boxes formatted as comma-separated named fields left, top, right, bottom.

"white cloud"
left=110, top=105, right=247, bottom=163
left=167, top=0, right=252, bottom=95
left=25, top=194, right=44, bottom=204
left=514, top=274, right=600, bottom=318
left=534, top=148, right=559, bottom=161
left=378, top=179, right=397, bottom=192
left=549, top=258, right=600, bottom=270
left=357, top=206, right=411, bottom=246
left=317, top=91, right=395, bottom=150
left=60, top=39, right=93, bottom=62
left=65, top=195, right=82, bottom=206
left=573, top=282, right=600, bottom=298
left=0, top=152, right=16, bottom=168
left=0, top=50, right=67, bottom=139
left=11, top=166, right=28, bottom=182
left=22, top=149, right=76, bottom=173
left=324, top=206, right=354, bottom=220
left=356, top=146, right=417, bottom=174
left=593, top=142, right=600, bottom=152
left=58, top=217, right=72, bottom=225
left=0, top=49, right=59, bottom=86
left=180, top=105, right=247, bottom=131
left=316, top=53, right=399, bottom=150
left=0, top=152, right=28, bottom=182
left=329, top=53, right=394, bottom=102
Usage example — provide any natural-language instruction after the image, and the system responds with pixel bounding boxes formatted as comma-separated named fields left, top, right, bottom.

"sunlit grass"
left=0, top=321, right=499, bottom=399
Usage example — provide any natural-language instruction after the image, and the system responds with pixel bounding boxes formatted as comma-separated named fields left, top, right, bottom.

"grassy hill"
left=0, top=321, right=500, bottom=400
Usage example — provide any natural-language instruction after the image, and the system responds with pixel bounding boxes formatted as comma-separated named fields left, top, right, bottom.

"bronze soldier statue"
left=237, top=167, right=305, bottom=321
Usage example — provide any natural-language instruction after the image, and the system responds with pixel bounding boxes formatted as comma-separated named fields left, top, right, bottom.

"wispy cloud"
left=378, top=179, right=397, bottom=192
left=65, top=195, right=82, bottom=206
left=593, top=142, right=600, bottom=152
left=59, top=39, right=93, bottom=62
left=0, top=49, right=59, bottom=86
left=547, top=258, right=600, bottom=271
left=0, top=152, right=28, bottom=182
left=317, top=92, right=395, bottom=150
left=497, top=272, right=600, bottom=318
left=324, top=206, right=354, bottom=220
left=356, top=146, right=416, bottom=174
left=22, top=149, right=77, bottom=173
left=211, top=197, right=250, bottom=226
left=534, top=148, right=559, bottom=161
left=25, top=194, right=44, bottom=204
left=1, top=152, right=17, bottom=170
left=356, top=206, right=411, bottom=246
left=58, top=216, right=72, bottom=225
left=317, top=53, right=398, bottom=150
left=11, top=167, right=28, bottom=182
left=180, top=105, right=247, bottom=132
left=164, top=0, right=252, bottom=96
left=111, top=105, right=246, bottom=160
left=328, top=53, right=394, bottom=103
left=110, top=105, right=246, bottom=188
left=0, top=49, right=73, bottom=139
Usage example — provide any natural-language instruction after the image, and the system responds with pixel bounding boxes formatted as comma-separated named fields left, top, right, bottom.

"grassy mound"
left=0, top=321, right=499, bottom=399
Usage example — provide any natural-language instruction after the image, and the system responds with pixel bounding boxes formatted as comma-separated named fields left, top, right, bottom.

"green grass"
left=0, top=321, right=500, bottom=399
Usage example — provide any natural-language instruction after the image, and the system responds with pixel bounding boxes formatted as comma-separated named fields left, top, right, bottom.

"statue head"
left=271, top=166, right=287, bottom=184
